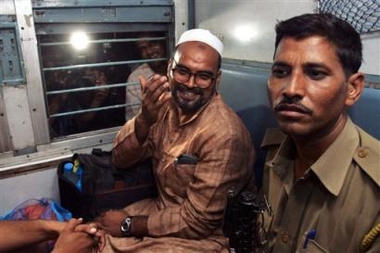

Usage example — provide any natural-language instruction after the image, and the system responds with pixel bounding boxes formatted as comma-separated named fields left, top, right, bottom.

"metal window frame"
left=0, top=0, right=186, bottom=171
left=31, top=1, right=175, bottom=142
left=0, top=18, right=26, bottom=86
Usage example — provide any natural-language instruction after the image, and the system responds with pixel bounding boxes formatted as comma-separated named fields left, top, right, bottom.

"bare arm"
left=112, top=74, right=170, bottom=168
left=0, top=219, right=63, bottom=252
left=52, top=218, right=105, bottom=253
left=0, top=218, right=105, bottom=253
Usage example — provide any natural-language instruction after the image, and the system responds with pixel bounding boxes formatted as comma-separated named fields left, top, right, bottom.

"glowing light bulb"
left=70, top=31, right=89, bottom=50
left=234, top=24, right=258, bottom=43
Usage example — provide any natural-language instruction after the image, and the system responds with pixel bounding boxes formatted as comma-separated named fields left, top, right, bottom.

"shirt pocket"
left=297, top=236, right=329, bottom=253
left=171, top=163, right=196, bottom=198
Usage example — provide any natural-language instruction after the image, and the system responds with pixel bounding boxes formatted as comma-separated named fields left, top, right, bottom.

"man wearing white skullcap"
left=96, top=28, right=255, bottom=253
left=176, top=28, right=224, bottom=56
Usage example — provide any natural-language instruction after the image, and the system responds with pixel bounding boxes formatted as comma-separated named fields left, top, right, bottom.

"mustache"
left=176, top=83, right=202, bottom=95
left=274, top=98, right=312, bottom=114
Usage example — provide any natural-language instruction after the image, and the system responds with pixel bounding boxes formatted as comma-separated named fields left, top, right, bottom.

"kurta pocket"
left=171, top=163, right=196, bottom=197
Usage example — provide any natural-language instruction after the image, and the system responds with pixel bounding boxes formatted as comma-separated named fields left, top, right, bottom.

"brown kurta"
left=107, top=93, right=255, bottom=252
left=261, top=118, right=380, bottom=253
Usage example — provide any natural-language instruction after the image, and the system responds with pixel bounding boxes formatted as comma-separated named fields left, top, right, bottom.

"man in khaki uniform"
left=94, top=29, right=255, bottom=253
left=261, top=13, right=380, bottom=253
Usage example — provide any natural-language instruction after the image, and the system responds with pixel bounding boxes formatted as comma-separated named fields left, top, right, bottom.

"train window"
left=32, top=1, right=174, bottom=140
left=38, top=31, right=169, bottom=139
left=0, top=1, right=175, bottom=163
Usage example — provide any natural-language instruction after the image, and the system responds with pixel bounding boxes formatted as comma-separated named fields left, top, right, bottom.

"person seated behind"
left=0, top=218, right=104, bottom=253
left=125, top=32, right=168, bottom=121
left=260, top=13, right=380, bottom=253
left=95, top=28, right=256, bottom=253
left=49, top=70, right=111, bottom=136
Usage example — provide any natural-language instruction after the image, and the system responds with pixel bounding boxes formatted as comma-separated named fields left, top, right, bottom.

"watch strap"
left=120, top=217, right=132, bottom=236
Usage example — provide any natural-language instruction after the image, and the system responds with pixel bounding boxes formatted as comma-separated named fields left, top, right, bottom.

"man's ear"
left=215, top=70, right=222, bottom=89
left=345, top=72, right=365, bottom=107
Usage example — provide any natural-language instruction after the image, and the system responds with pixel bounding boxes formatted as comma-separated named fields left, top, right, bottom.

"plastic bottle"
left=73, top=159, right=83, bottom=191
left=75, top=166, right=83, bottom=191
left=73, top=159, right=80, bottom=173
left=63, top=162, right=74, bottom=173
left=63, top=162, right=80, bottom=188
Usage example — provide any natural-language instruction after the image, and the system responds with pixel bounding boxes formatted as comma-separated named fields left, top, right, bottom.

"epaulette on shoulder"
left=260, top=128, right=287, bottom=149
left=354, top=127, right=380, bottom=188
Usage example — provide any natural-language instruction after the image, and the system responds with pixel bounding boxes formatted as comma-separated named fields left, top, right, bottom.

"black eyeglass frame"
left=171, top=59, right=217, bottom=88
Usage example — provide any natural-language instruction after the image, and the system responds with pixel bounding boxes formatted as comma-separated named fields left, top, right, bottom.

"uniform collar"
left=267, top=135, right=296, bottom=194
left=269, top=118, right=360, bottom=196
left=310, top=118, right=359, bottom=196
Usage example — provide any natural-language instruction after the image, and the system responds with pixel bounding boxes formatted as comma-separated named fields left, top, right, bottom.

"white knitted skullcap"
left=176, top=28, right=223, bottom=56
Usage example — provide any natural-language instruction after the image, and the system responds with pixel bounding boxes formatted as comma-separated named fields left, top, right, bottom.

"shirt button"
left=281, top=232, right=290, bottom=243
left=358, top=149, right=367, bottom=158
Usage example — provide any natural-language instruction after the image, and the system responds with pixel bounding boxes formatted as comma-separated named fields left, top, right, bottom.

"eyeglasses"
left=171, top=60, right=217, bottom=88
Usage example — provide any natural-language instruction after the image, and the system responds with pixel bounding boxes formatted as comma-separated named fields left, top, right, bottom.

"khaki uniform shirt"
left=108, top=93, right=255, bottom=253
left=261, top=118, right=380, bottom=253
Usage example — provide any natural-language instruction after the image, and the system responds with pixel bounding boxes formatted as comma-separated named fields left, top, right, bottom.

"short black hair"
left=274, top=13, right=362, bottom=77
